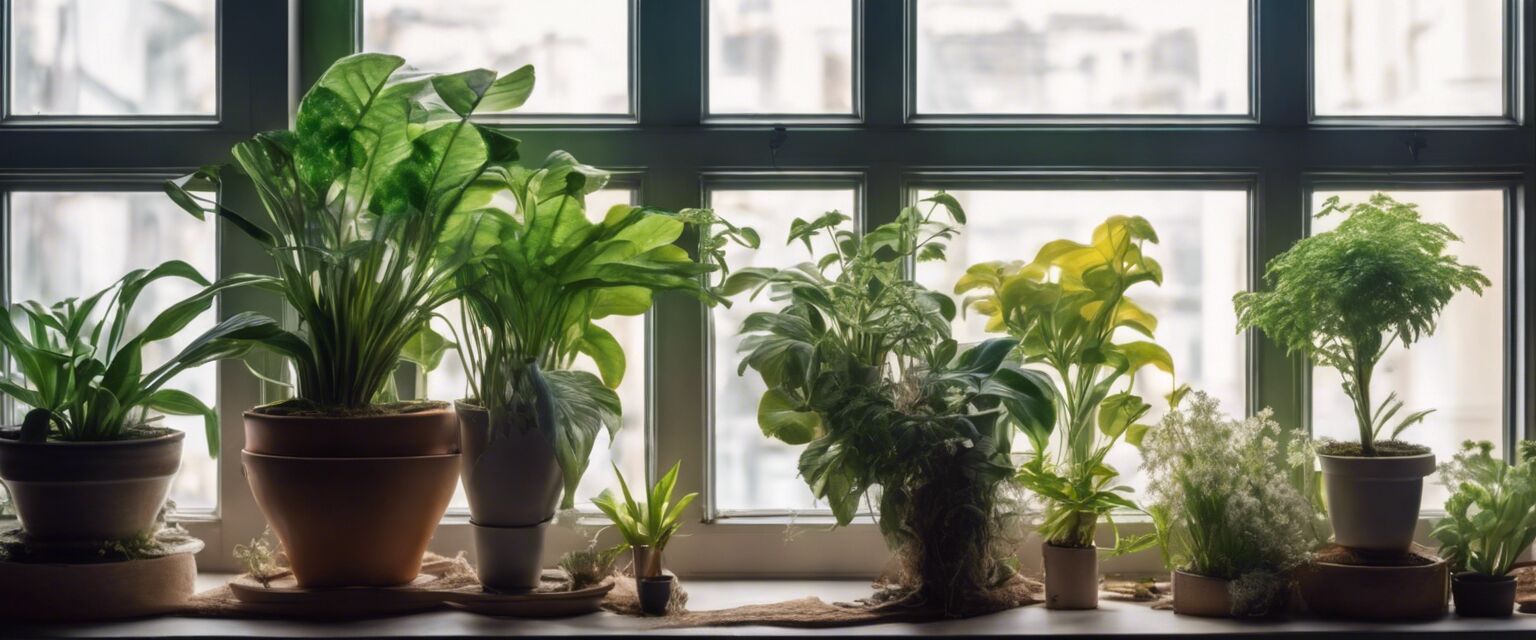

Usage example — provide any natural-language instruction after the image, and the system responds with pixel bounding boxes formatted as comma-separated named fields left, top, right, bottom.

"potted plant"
left=726, top=195, right=1055, bottom=616
left=593, top=461, right=696, bottom=616
left=445, top=161, right=753, bottom=591
left=164, top=53, right=541, bottom=587
left=1235, top=194, right=1489, bottom=552
left=1432, top=440, right=1536, bottom=618
left=1142, top=391, right=1324, bottom=617
left=0, top=261, right=277, bottom=544
left=957, top=215, right=1169, bottom=609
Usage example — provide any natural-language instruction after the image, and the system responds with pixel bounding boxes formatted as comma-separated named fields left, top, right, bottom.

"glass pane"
left=707, top=0, right=855, bottom=115
left=1313, top=0, right=1505, bottom=117
left=361, top=0, right=630, bottom=115
left=9, top=0, right=217, bottom=116
left=1309, top=189, right=1505, bottom=509
left=429, top=189, right=642, bottom=512
left=914, top=0, right=1250, bottom=115
left=7, top=191, right=219, bottom=511
left=915, top=188, right=1249, bottom=494
left=711, top=187, right=859, bottom=513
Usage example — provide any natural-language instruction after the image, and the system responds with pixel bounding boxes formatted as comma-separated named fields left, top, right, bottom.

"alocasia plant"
left=164, top=52, right=536, bottom=410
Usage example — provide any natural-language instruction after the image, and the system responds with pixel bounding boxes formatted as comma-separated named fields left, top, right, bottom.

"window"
left=707, top=184, right=860, bottom=514
left=913, top=0, right=1251, bottom=117
left=360, top=0, right=632, bottom=116
left=707, top=0, right=857, bottom=116
left=429, top=188, right=645, bottom=513
left=1308, top=187, right=1508, bottom=508
left=0, top=0, right=1517, bottom=578
left=8, top=0, right=217, bottom=117
left=912, top=185, right=1249, bottom=491
left=1313, top=0, right=1507, bottom=117
left=5, top=189, right=219, bottom=510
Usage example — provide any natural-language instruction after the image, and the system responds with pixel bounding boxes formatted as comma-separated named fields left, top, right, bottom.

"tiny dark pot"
left=638, top=575, right=675, bottom=616
left=1452, top=572, right=1516, bottom=618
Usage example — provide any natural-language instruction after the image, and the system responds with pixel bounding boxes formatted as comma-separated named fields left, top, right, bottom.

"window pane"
left=707, top=0, right=855, bottom=115
left=915, top=188, right=1248, bottom=494
left=429, top=189, right=642, bottom=512
left=9, top=0, right=217, bottom=116
left=1313, top=0, right=1505, bottom=117
left=914, top=0, right=1250, bottom=115
left=711, top=187, right=859, bottom=513
left=361, top=0, right=630, bottom=115
left=1309, top=189, right=1505, bottom=509
left=7, top=191, right=219, bottom=510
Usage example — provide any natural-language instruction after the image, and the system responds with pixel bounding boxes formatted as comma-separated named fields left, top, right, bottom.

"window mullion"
left=638, top=0, right=702, bottom=126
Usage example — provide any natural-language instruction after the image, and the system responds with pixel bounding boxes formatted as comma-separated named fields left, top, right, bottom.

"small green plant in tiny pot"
left=0, top=260, right=277, bottom=543
left=1432, top=440, right=1536, bottom=618
left=1142, top=392, right=1326, bottom=618
left=165, top=52, right=557, bottom=587
left=958, top=215, right=1172, bottom=609
left=593, top=461, right=697, bottom=616
left=726, top=195, right=1055, bottom=616
left=1235, top=194, right=1489, bottom=552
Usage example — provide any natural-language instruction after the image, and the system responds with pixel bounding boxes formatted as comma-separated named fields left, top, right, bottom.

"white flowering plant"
left=1142, top=391, right=1326, bottom=616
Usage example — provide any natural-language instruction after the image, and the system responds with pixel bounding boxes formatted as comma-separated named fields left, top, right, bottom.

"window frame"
left=0, top=0, right=1514, bottom=577
left=701, top=0, right=865, bottom=124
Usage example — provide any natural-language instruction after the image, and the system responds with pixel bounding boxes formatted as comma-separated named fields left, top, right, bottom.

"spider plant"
left=447, top=152, right=756, bottom=507
left=164, top=52, right=540, bottom=410
left=0, top=260, right=281, bottom=452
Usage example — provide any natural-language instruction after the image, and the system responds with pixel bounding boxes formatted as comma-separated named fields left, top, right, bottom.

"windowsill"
left=6, top=574, right=1535, bottom=638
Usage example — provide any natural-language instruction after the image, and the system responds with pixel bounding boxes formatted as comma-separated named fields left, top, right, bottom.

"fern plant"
left=724, top=194, right=1055, bottom=614
left=1234, top=194, right=1489, bottom=456
left=957, top=216, right=1171, bottom=552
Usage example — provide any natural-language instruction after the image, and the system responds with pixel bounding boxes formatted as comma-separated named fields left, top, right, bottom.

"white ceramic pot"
left=1319, top=452, right=1435, bottom=552
left=1042, top=542, right=1099, bottom=610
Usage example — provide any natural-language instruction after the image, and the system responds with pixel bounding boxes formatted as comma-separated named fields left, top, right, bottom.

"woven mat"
left=187, top=552, right=1043, bottom=627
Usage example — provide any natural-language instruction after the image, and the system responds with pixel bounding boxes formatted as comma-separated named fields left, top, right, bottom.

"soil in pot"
left=1317, top=444, right=1434, bottom=552
left=1042, top=543, right=1098, bottom=610
left=1172, top=570, right=1232, bottom=618
left=0, top=429, right=182, bottom=543
left=244, top=403, right=457, bottom=457
left=1298, top=544, right=1448, bottom=620
left=1453, top=572, right=1516, bottom=618
left=638, top=575, right=675, bottom=616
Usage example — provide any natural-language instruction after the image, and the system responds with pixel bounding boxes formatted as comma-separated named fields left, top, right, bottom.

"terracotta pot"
left=1319, top=452, right=1435, bottom=552
left=632, top=545, right=664, bottom=579
left=242, top=450, right=459, bottom=588
left=244, top=406, right=458, bottom=457
left=456, top=403, right=562, bottom=527
left=1042, top=542, right=1098, bottom=610
left=1173, top=570, right=1232, bottom=618
left=1452, top=572, right=1516, bottom=618
left=1298, top=557, right=1449, bottom=620
left=639, top=575, right=675, bottom=616
left=471, top=520, right=550, bottom=592
left=0, top=431, right=182, bottom=543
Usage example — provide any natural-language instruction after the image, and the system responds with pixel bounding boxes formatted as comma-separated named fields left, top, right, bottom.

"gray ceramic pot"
left=1042, top=542, right=1099, bottom=610
left=1319, top=452, right=1435, bottom=552
left=457, top=402, right=564, bottom=590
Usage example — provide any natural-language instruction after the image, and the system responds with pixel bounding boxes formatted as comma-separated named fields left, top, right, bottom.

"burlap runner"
left=184, top=552, right=1043, bottom=627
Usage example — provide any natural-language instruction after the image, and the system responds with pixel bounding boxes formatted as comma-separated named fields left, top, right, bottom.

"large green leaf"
left=576, top=323, right=626, bottom=388
left=544, top=369, right=622, bottom=509
left=756, top=388, right=822, bottom=445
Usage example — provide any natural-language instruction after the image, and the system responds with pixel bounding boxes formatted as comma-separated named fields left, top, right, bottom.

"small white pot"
left=471, top=519, right=550, bottom=592
left=1319, top=452, right=1435, bottom=552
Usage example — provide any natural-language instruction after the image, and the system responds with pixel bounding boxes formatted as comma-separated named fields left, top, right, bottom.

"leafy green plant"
left=1235, top=194, right=1489, bottom=456
left=1432, top=440, right=1536, bottom=577
left=592, top=461, right=697, bottom=555
left=957, top=216, right=1171, bottom=552
left=1142, top=392, right=1323, bottom=616
left=165, top=52, right=541, bottom=410
left=445, top=154, right=755, bottom=507
left=0, top=260, right=280, bottom=452
left=725, top=195, right=1055, bottom=614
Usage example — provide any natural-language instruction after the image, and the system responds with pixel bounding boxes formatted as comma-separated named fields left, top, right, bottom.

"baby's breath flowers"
left=1142, top=391, right=1325, bottom=616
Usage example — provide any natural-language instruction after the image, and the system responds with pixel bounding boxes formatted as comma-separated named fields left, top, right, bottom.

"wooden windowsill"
left=5, top=574, right=1536, bottom=638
